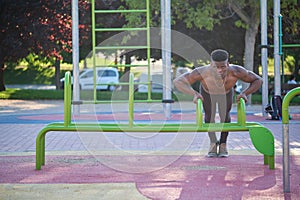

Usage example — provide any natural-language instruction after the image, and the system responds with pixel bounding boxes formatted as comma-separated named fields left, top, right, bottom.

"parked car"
left=137, top=73, right=164, bottom=93
left=60, top=67, right=119, bottom=91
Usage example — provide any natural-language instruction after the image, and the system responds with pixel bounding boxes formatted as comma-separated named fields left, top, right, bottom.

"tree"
left=121, top=0, right=300, bottom=103
left=0, top=0, right=90, bottom=91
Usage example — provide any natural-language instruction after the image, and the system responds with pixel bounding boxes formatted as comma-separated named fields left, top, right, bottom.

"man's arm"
left=173, top=69, right=204, bottom=103
left=234, top=66, right=263, bottom=103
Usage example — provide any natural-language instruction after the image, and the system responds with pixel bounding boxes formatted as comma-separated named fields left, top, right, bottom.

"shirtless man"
left=173, top=49, right=263, bottom=157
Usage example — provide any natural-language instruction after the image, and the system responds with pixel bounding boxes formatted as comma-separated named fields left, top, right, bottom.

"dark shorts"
left=200, top=87, right=233, bottom=123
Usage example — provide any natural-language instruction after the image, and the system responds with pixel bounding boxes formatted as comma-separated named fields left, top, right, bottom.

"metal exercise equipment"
left=90, top=0, right=153, bottom=103
left=36, top=72, right=275, bottom=170
left=282, top=87, right=300, bottom=193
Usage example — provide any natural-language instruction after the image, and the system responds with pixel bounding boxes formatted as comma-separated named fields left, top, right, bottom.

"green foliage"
left=234, top=20, right=248, bottom=29
left=284, top=55, right=296, bottom=74
left=4, top=53, right=68, bottom=84
left=0, top=89, right=64, bottom=100
left=258, top=56, right=296, bottom=76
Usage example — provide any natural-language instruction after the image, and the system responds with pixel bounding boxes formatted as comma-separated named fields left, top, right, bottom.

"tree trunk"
left=0, top=61, right=6, bottom=91
left=54, top=58, right=61, bottom=90
left=121, top=55, right=131, bottom=91
left=243, top=20, right=259, bottom=105
left=230, top=2, right=260, bottom=105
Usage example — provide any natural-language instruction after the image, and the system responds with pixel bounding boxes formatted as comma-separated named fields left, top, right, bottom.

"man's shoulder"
left=229, top=64, right=244, bottom=69
left=228, top=64, right=246, bottom=74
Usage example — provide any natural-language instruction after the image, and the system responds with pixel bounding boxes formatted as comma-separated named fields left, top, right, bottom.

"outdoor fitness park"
left=1, top=0, right=298, bottom=198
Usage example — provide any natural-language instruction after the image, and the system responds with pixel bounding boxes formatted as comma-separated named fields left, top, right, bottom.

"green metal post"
left=278, top=14, right=285, bottom=83
left=282, top=87, right=300, bottom=124
left=129, top=73, right=134, bottom=127
left=237, top=98, right=246, bottom=126
left=282, top=87, right=300, bottom=192
left=64, top=72, right=72, bottom=127
left=91, top=0, right=97, bottom=102
left=196, top=99, right=203, bottom=127
left=36, top=127, right=49, bottom=170
left=278, top=15, right=283, bottom=56
left=146, top=0, right=151, bottom=101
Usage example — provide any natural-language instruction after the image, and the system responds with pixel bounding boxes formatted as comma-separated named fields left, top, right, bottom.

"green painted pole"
left=282, top=87, right=300, bottom=192
left=64, top=72, right=72, bottom=127
left=196, top=99, right=203, bottom=127
left=146, top=0, right=152, bottom=101
left=278, top=14, right=283, bottom=56
left=282, top=87, right=300, bottom=124
left=237, top=98, right=246, bottom=126
left=129, top=73, right=134, bottom=127
left=269, top=44, right=300, bottom=48
left=91, top=0, right=97, bottom=102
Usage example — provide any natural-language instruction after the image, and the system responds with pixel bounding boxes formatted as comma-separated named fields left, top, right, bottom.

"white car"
left=137, top=73, right=164, bottom=93
left=60, top=67, right=119, bottom=91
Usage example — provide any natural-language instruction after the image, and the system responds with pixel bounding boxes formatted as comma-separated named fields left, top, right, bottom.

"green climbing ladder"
left=90, top=0, right=153, bottom=103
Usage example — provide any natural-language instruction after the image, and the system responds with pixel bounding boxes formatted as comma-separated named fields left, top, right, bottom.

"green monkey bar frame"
left=282, top=87, right=300, bottom=193
left=36, top=72, right=275, bottom=170
left=89, top=0, right=154, bottom=103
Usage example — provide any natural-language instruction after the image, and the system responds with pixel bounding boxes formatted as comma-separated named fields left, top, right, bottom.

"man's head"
left=211, top=49, right=229, bottom=62
left=210, top=49, right=229, bottom=77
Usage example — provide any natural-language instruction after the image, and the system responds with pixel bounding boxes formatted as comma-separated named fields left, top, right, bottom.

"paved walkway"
left=0, top=99, right=299, bottom=199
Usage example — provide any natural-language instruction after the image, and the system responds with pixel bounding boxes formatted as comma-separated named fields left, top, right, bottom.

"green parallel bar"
left=94, top=9, right=147, bottom=13
left=129, top=73, right=134, bottom=127
left=93, top=81, right=152, bottom=86
left=146, top=0, right=151, bottom=101
left=91, top=0, right=97, bottom=102
left=80, top=81, right=148, bottom=86
left=35, top=121, right=265, bottom=170
left=282, top=87, right=300, bottom=192
left=282, top=87, right=300, bottom=124
left=101, top=64, right=149, bottom=67
left=280, top=44, right=300, bottom=48
left=237, top=98, right=246, bottom=126
left=78, top=122, right=252, bottom=132
left=64, top=72, right=71, bottom=127
left=73, top=99, right=162, bottom=104
left=38, top=122, right=255, bottom=133
left=95, top=46, right=148, bottom=50
left=269, top=44, right=300, bottom=48
left=196, top=99, right=203, bottom=127
left=279, top=15, right=283, bottom=55
left=95, top=27, right=147, bottom=32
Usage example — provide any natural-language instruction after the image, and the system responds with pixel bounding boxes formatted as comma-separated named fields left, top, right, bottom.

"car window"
left=79, top=70, right=86, bottom=76
left=82, top=71, right=93, bottom=78
left=97, top=70, right=104, bottom=77
left=102, top=70, right=117, bottom=77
